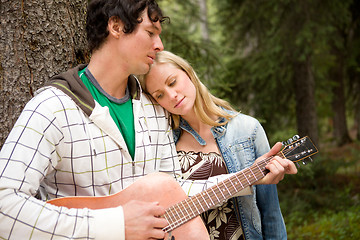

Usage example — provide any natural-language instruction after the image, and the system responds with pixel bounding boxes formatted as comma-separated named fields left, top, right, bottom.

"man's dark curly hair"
left=86, top=0, right=167, bottom=53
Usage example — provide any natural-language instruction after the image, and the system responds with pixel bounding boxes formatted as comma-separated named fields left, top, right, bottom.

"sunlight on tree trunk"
left=197, top=0, right=209, bottom=41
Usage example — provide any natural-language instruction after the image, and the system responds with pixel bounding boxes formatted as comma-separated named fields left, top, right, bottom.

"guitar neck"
left=163, top=154, right=277, bottom=232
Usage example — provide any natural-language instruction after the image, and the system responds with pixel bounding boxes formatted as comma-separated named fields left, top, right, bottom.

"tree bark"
left=0, top=0, right=89, bottom=147
left=330, top=52, right=352, bottom=146
left=293, top=57, right=319, bottom=148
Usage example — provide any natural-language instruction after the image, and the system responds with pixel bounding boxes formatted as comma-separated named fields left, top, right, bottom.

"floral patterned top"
left=178, top=151, right=245, bottom=240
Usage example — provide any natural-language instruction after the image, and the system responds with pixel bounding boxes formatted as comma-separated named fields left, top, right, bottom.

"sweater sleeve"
left=93, top=207, right=125, bottom=239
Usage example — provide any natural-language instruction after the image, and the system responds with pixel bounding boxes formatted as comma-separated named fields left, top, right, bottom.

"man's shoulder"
left=28, top=86, right=77, bottom=112
left=138, top=93, right=171, bottom=131
left=140, top=93, right=168, bottom=115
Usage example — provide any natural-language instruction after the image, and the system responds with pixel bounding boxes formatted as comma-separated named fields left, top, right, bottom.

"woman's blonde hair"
left=138, top=50, right=236, bottom=129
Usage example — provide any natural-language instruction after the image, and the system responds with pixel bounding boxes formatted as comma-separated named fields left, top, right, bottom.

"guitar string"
left=164, top=155, right=283, bottom=231
left=164, top=141, right=312, bottom=231
left=164, top=152, right=288, bottom=231
left=164, top=156, right=271, bottom=231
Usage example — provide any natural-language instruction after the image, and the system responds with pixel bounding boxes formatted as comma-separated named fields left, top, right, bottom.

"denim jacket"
left=173, top=111, right=287, bottom=240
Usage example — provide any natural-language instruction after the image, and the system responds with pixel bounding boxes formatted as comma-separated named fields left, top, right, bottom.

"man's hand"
left=123, top=200, right=168, bottom=240
left=254, top=142, right=298, bottom=185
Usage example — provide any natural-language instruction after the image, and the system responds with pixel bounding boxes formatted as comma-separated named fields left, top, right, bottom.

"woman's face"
left=145, top=63, right=196, bottom=117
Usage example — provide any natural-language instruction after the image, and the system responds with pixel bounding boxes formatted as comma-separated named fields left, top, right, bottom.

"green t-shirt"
left=78, top=68, right=135, bottom=159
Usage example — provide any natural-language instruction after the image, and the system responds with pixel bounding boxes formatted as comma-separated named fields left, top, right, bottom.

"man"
left=0, top=0, right=296, bottom=239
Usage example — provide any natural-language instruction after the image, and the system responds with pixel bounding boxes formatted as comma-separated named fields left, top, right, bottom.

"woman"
left=139, top=51, right=297, bottom=240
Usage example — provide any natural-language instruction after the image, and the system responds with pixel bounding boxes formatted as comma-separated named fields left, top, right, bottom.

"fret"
left=234, top=174, right=245, bottom=189
left=255, top=162, right=266, bottom=177
left=200, top=192, right=211, bottom=209
left=194, top=194, right=206, bottom=213
left=165, top=202, right=190, bottom=231
left=187, top=196, right=201, bottom=215
left=202, top=189, right=215, bottom=209
left=166, top=206, right=177, bottom=224
left=205, top=189, right=216, bottom=206
left=214, top=183, right=226, bottom=200
left=248, top=167, right=258, bottom=181
left=209, top=186, right=220, bottom=204
left=184, top=198, right=197, bottom=218
left=179, top=201, right=190, bottom=221
left=226, top=177, right=239, bottom=194
left=163, top=212, right=171, bottom=226
left=173, top=204, right=182, bottom=220
left=241, top=170, right=251, bottom=185
left=220, top=181, right=232, bottom=198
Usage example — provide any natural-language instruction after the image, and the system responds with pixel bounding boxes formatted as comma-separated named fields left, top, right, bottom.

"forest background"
left=1, top=0, right=359, bottom=239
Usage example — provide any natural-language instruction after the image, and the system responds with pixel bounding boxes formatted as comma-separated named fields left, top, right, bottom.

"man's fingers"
left=149, top=201, right=166, bottom=217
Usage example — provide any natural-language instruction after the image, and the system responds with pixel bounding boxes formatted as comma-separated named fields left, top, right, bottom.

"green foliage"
left=278, top=143, right=360, bottom=239
left=158, top=0, right=225, bottom=90
left=208, top=0, right=359, bottom=138
left=287, top=206, right=360, bottom=240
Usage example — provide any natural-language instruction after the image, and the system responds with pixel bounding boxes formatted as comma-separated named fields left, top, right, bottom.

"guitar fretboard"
left=163, top=154, right=276, bottom=232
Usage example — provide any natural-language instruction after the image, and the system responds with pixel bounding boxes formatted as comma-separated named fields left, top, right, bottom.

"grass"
left=277, top=142, right=360, bottom=240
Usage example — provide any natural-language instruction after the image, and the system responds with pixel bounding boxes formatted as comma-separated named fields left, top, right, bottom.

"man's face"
left=117, top=11, right=164, bottom=76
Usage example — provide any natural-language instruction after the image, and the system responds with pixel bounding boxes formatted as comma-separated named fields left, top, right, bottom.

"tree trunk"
left=351, top=69, right=360, bottom=141
left=0, top=0, right=89, bottom=147
left=330, top=52, right=352, bottom=146
left=197, top=0, right=209, bottom=42
left=356, top=104, right=360, bottom=141
left=293, top=57, right=319, bottom=148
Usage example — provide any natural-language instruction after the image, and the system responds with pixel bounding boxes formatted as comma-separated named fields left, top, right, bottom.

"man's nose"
left=154, top=35, right=164, bottom=52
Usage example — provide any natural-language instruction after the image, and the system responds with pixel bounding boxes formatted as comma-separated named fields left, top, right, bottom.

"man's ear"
left=108, top=16, right=124, bottom=38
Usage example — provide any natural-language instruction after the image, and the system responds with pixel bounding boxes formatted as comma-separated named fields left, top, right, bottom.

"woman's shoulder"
left=230, top=111, right=260, bottom=123
left=227, top=111, right=262, bottom=131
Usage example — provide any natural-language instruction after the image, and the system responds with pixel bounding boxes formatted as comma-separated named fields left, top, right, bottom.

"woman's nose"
left=167, top=89, right=177, bottom=99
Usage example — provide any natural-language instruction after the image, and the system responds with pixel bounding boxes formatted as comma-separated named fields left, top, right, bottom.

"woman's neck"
left=182, top=112, right=219, bottom=136
left=177, top=113, right=220, bottom=153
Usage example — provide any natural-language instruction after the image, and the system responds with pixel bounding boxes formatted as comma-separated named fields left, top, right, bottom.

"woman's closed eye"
left=154, top=92, right=163, bottom=99
left=169, top=78, right=176, bottom=86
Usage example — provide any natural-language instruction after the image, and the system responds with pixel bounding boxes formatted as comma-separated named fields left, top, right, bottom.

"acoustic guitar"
left=48, top=136, right=318, bottom=240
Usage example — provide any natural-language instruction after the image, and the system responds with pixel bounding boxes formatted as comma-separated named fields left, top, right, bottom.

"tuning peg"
left=296, top=162, right=301, bottom=168
left=302, top=161, right=307, bottom=165
left=292, top=135, right=300, bottom=141
left=308, top=157, right=313, bottom=162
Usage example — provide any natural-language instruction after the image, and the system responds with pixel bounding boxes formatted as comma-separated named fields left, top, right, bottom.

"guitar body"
left=48, top=173, right=209, bottom=240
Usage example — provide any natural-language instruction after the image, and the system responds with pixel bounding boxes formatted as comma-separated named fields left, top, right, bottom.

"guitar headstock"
left=281, top=136, right=318, bottom=165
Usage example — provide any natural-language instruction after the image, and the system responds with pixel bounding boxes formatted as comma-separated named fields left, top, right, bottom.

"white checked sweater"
left=0, top=65, right=249, bottom=239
